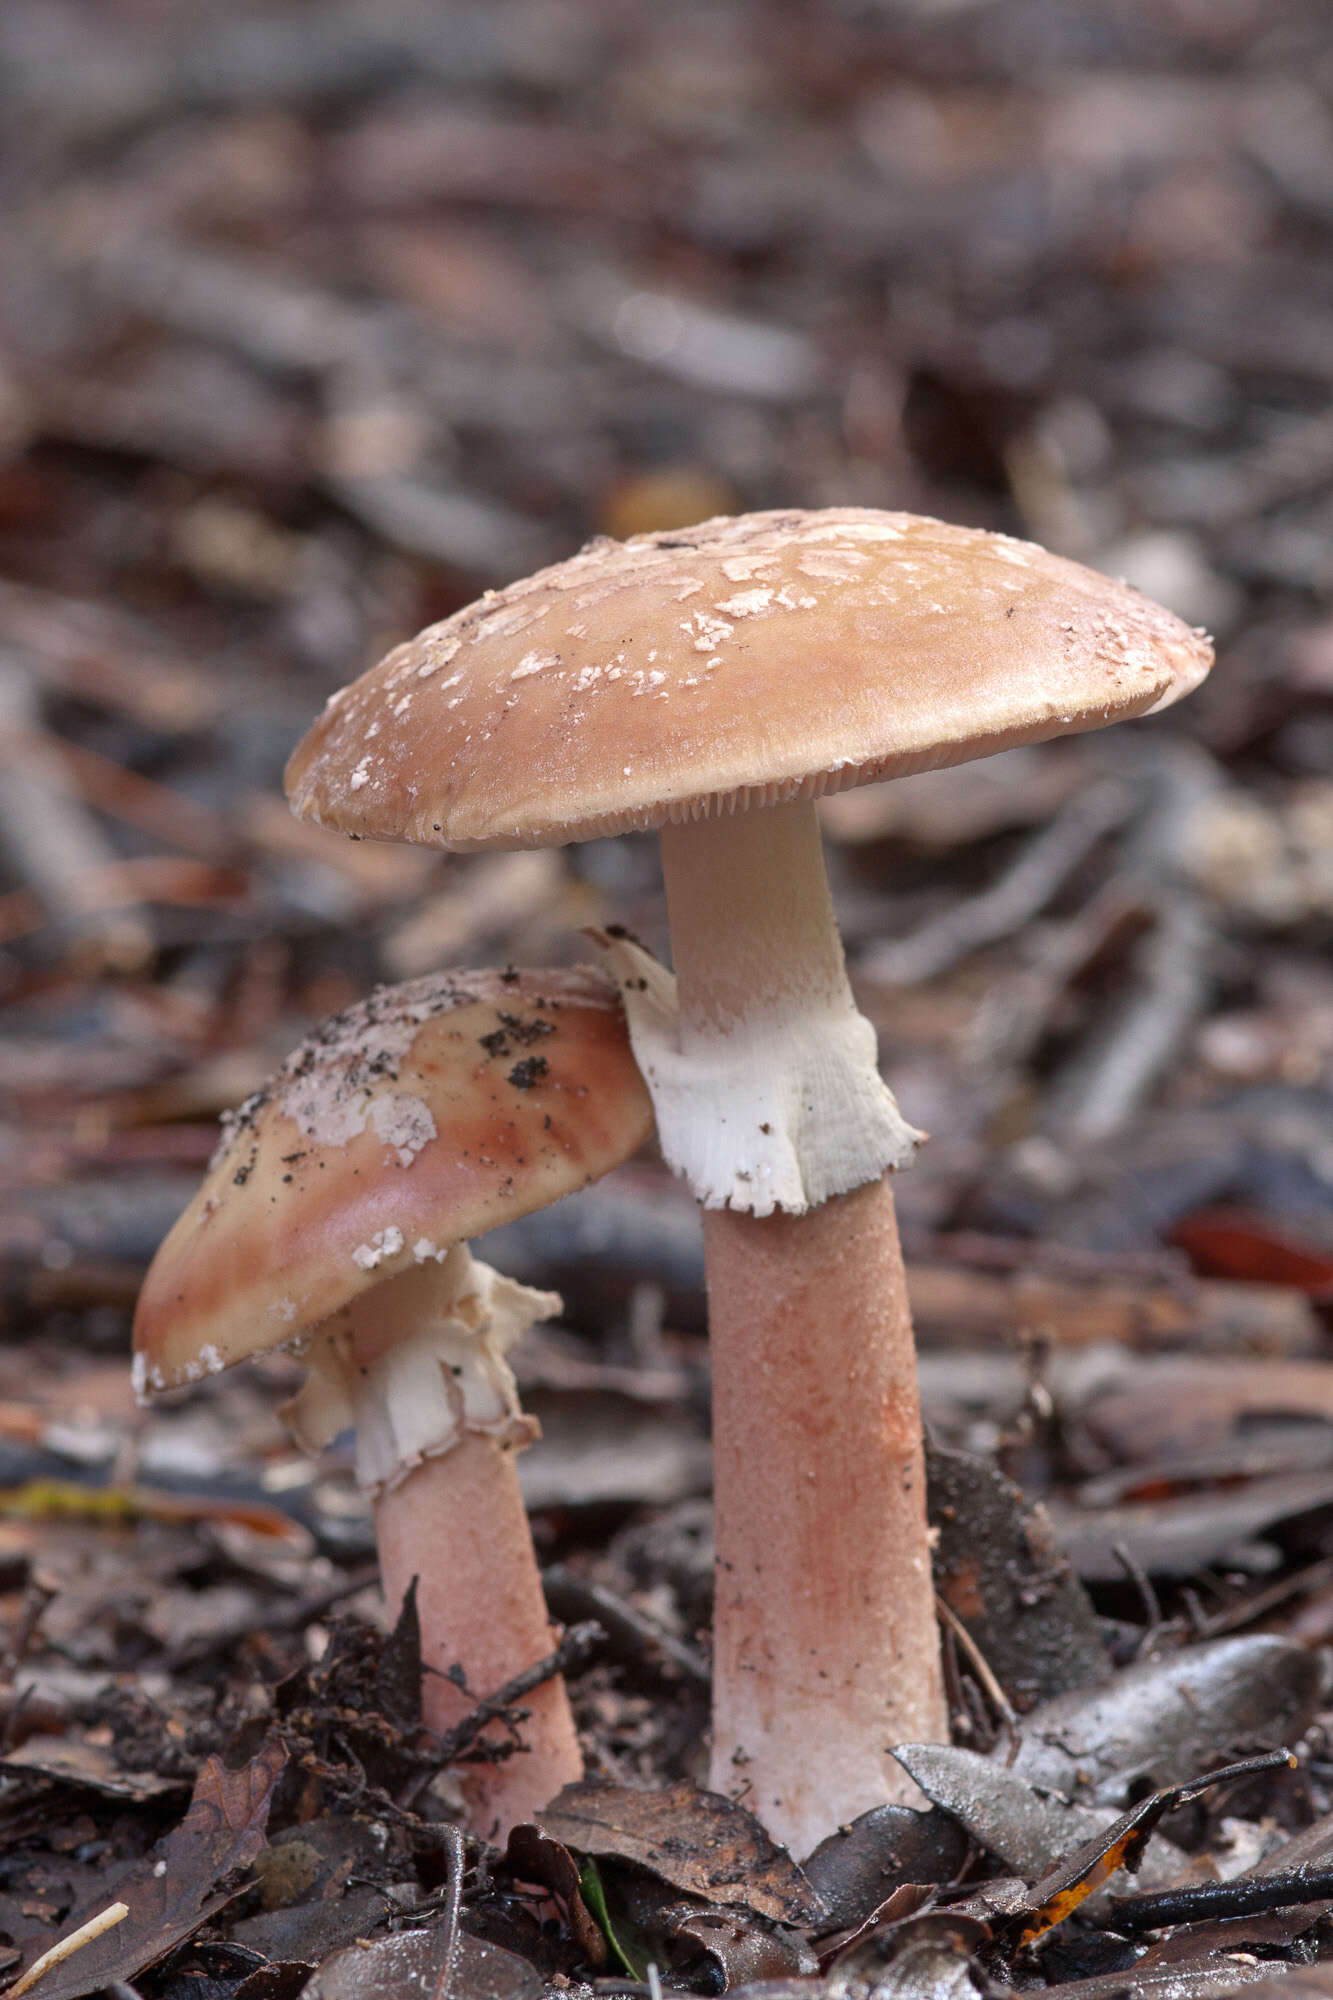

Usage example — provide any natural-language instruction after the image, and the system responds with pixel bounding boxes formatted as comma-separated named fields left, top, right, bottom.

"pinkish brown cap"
left=133, top=965, right=653, bottom=1394
left=284, top=508, right=1213, bottom=852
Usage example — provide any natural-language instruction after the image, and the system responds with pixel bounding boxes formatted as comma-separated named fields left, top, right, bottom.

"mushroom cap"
left=285, top=508, right=1213, bottom=851
left=132, top=965, right=654, bottom=1393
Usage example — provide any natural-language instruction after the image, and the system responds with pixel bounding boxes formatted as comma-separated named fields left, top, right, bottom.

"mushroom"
left=133, top=963, right=653, bottom=1836
left=284, top=507, right=1214, bottom=1855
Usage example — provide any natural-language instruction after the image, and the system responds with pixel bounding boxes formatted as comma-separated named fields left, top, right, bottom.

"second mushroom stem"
left=660, top=802, right=947, bottom=1856
left=375, top=1430, right=582, bottom=1840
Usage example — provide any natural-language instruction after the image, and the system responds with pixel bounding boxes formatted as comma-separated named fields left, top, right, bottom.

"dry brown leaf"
left=305, top=1927, right=541, bottom=2000
left=3, top=1739, right=286, bottom=2000
left=536, top=1780, right=826, bottom=1927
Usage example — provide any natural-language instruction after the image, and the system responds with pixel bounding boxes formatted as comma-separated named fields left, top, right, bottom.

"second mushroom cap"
left=134, top=963, right=654, bottom=1396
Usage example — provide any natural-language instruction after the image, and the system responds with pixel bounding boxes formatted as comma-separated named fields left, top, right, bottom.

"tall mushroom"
left=133, top=964, right=653, bottom=1836
left=285, top=507, right=1213, bottom=1855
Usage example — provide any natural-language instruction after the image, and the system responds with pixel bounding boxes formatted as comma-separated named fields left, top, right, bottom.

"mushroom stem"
left=661, top=800, right=851, bottom=1038
left=651, top=804, right=919, bottom=1215
left=374, top=1430, right=582, bottom=1838
left=285, top=1250, right=583, bottom=1839
left=703, top=1186, right=943, bottom=1854
left=660, top=802, right=947, bottom=1856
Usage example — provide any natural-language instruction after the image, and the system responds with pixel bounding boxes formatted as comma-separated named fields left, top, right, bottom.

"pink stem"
left=705, top=1181, right=945, bottom=1855
left=373, top=1432, right=582, bottom=1839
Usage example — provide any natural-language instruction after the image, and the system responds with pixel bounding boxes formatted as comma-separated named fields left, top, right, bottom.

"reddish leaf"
left=1172, top=1210, right=1333, bottom=1295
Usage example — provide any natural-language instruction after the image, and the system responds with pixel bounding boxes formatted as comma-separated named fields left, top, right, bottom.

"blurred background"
left=1, top=0, right=1333, bottom=1539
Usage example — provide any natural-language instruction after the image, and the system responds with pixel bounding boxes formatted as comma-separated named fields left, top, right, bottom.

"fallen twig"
left=432, top=1824, right=466, bottom=2000
left=0, top=662, right=154, bottom=972
left=0, top=580, right=220, bottom=732
left=1047, top=886, right=1210, bottom=1145
left=935, top=1595, right=1019, bottom=1739
left=861, top=778, right=1131, bottom=986
left=397, top=1620, right=604, bottom=1811
left=3, top=1904, right=129, bottom=2000
left=1043, top=741, right=1223, bottom=1144
left=544, top=1563, right=710, bottom=1689
left=1108, top=1862, right=1333, bottom=1934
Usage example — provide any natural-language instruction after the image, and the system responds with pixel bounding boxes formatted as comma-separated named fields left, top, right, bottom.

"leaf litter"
left=5, top=0, right=1333, bottom=1994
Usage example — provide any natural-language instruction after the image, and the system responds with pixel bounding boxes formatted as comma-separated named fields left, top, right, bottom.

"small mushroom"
left=133, top=964, right=653, bottom=1836
left=285, top=507, right=1214, bottom=1854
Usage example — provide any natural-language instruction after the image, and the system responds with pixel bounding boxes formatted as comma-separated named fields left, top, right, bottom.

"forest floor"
left=3, top=1, right=1333, bottom=1994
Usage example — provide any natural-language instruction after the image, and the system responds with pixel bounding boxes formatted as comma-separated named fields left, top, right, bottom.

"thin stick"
left=432, top=1620, right=604, bottom=1762
left=4, top=1903, right=129, bottom=2000
left=1045, top=741, right=1220, bottom=1145
left=1108, top=1862, right=1333, bottom=1934
left=431, top=1825, right=466, bottom=2000
left=1198, top=1553, right=1333, bottom=1639
left=396, top=1620, right=603, bottom=1814
left=543, top=1564, right=710, bottom=1689
left=1112, top=1539, right=1162, bottom=1651
left=935, top=1598, right=1019, bottom=1735
left=0, top=664, right=154, bottom=972
left=1049, top=888, right=1209, bottom=1145
left=862, top=779, right=1130, bottom=986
